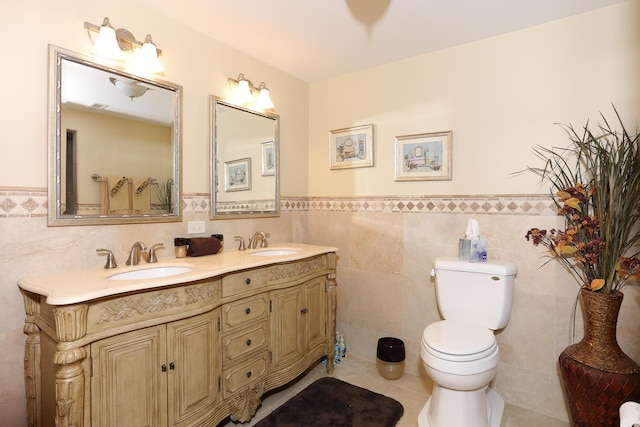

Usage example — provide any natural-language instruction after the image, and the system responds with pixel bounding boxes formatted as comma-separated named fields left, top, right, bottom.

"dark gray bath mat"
left=254, top=377, right=404, bottom=427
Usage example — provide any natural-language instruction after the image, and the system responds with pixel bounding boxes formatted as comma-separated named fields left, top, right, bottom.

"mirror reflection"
left=210, top=97, right=279, bottom=219
left=48, top=45, right=182, bottom=226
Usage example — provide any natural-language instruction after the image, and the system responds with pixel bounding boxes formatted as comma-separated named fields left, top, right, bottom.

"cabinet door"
left=270, top=286, right=305, bottom=371
left=91, top=325, right=168, bottom=427
left=304, top=277, right=327, bottom=351
left=167, top=310, right=220, bottom=427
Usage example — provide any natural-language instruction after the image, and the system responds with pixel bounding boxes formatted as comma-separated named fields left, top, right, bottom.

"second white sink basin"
left=109, top=266, right=192, bottom=281
left=251, top=248, right=300, bottom=256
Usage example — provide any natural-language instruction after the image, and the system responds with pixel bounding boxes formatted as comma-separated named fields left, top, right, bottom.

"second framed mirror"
left=210, top=96, right=279, bottom=219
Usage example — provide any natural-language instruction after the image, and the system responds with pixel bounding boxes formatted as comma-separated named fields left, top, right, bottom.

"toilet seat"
left=423, top=319, right=497, bottom=362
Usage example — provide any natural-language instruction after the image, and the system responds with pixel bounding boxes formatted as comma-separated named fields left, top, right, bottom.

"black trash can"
left=376, top=337, right=405, bottom=380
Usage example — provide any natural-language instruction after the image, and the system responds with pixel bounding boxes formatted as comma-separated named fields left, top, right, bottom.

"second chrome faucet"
left=235, top=232, right=269, bottom=250
left=125, top=241, right=165, bottom=265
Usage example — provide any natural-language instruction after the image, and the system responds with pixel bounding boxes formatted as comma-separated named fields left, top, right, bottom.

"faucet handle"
left=148, top=243, right=164, bottom=263
left=96, top=249, right=117, bottom=269
left=234, top=236, right=246, bottom=251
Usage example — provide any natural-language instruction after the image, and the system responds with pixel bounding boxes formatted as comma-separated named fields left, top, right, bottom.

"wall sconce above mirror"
left=210, top=96, right=279, bottom=219
left=48, top=45, right=182, bottom=226
left=228, top=73, right=275, bottom=110
left=84, top=17, right=164, bottom=74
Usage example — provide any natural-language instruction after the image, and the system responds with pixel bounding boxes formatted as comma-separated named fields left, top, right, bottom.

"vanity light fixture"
left=255, top=82, right=275, bottom=110
left=89, top=18, right=124, bottom=60
left=84, top=17, right=164, bottom=74
left=228, top=73, right=275, bottom=110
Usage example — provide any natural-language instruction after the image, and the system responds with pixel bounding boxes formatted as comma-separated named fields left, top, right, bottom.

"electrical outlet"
left=187, top=221, right=206, bottom=234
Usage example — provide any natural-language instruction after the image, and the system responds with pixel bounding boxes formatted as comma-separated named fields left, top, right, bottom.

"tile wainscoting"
left=0, top=187, right=557, bottom=218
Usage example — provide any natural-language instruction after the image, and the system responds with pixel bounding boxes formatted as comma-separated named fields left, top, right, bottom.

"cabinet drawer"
left=223, top=353, right=268, bottom=398
left=222, top=294, right=268, bottom=330
left=223, top=322, right=268, bottom=365
left=222, top=268, right=268, bottom=297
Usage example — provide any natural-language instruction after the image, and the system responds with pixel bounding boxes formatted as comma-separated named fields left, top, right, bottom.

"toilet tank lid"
left=434, top=257, right=517, bottom=276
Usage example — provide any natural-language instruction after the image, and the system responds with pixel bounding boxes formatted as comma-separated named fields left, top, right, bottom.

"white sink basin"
left=251, top=248, right=300, bottom=256
left=109, top=266, right=192, bottom=281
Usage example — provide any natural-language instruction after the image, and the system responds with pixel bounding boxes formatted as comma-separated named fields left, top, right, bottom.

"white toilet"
left=418, top=257, right=517, bottom=427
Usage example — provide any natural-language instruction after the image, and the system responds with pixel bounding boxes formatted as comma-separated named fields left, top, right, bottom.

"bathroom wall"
left=0, top=1, right=309, bottom=425
left=306, top=1, right=640, bottom=424
left=1, top=1, right=639, bottom=426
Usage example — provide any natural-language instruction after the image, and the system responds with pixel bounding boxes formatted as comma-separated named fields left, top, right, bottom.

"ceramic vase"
left=558, top=288, right=640, bottom=427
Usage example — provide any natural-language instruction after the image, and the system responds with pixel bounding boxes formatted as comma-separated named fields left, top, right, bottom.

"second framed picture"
left=394, top=131, right=453, bottom=181
left=261, top=141, right=276, bottom=176
left=224, top=157, right=252, bottom=192
left=329, top=124, right=374, bottom=170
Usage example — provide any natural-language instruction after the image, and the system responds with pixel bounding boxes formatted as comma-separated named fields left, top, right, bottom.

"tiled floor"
left=219, top=356, right=568, bottom=427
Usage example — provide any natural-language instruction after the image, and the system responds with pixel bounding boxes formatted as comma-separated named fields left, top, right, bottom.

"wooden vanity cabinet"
left=21, top=251, right=337, bottom=427
left=90, top=310, right=219, bottom=427
left=270, top=276, right=327, bottom=372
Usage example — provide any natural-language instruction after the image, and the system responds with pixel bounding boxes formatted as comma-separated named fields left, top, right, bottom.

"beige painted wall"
left=0, top=0, right=309, bottom=196
left=308, top=1, right=640, bottom=196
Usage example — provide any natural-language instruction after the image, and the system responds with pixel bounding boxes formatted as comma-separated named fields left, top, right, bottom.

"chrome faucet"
left=248, top=232, right=269, bottom=249
left=234, top=236, right=247, bottom=251
left=126, top=241, right=147, bottom=266
left=96, top=249, right=117, bottom=269
left=146, top=243, right=164, bottom=263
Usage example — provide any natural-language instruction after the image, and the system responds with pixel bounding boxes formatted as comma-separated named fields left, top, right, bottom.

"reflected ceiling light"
left=228, top=73, right=275, bottom=110
left=109, top=77, right=149, bottom=100
left=84, top=17, right=164, bottom=74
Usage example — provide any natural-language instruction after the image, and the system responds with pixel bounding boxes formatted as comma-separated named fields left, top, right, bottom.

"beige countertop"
left=18, top=243, right=337, bottom=306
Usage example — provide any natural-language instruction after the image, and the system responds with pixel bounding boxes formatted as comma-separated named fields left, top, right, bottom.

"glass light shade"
left=92, top=25, right=124, bottom=60
left=236, top=78, right=255, bottom=104
left=255, top=85, right=275, bottom=110
left=138, top=40, right=164, bottom=74
left=110, top=78, right=149, bottom=100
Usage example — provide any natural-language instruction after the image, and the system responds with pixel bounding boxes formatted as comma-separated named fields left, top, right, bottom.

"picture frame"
left=261, top=141, right=276, bottom=176
left=394, top=131, right=453, bottom=181
left=329, top=124, right=374, bottom=170
left=224, top=157, right=252, bottom=192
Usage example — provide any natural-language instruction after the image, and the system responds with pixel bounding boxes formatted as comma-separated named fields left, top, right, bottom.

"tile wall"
left=2, top=188, right=639, bottom=424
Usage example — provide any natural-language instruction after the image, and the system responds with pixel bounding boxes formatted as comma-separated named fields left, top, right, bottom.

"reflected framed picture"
left=329, top=124, right=374, bottom=170
left=224, top=157, right=252, bottom=192
left=394, top=131, right=453, bottom=181
left=261, top=141, right=276, bottom=176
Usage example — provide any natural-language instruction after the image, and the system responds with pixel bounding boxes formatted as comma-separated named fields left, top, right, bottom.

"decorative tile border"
left=286, top=194, right=557, bottom=216
left=0, top=187, right=556, bottom=218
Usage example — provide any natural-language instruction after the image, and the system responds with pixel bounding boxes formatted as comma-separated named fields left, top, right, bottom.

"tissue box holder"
left=458, top=238, right=487, bottom=262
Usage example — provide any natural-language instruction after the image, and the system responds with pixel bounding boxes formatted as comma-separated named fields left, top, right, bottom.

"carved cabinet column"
left=52, top=304, right=89, bottom=427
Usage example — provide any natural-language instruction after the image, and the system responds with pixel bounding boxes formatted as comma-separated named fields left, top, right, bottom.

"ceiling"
left=138, top=0, right=626, bottom=83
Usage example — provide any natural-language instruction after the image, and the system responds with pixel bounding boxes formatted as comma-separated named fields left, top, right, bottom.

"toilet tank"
left=432, top=257, right=517, bottom=330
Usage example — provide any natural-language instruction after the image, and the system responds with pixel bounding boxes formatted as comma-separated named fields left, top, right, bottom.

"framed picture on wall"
left=329, top=124, right=374, bottom=170
left=224, top=157, right=252, bottom=192
left=261, top=141, right=276, bottom=176
left=394, top=131, right=453, bottom=181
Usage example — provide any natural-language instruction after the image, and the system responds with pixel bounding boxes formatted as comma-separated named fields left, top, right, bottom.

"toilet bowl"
left=419, top=257, right=517, bottom=427
left=419, top=319, right=503, bottom=427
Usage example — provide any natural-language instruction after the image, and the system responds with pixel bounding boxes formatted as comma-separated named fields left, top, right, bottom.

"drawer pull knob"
left=246, top=339, right=252, bottom=346
left=245, top=307, right=251, bottom=315
left=169, top=362, right=175, bottom=370
left=301, top=308, right=309, bottom=315
left=161, top=364, right=167, bottom=372
left=246, top=371, right=252, bottom=378
left=245, top=278, right=251, bottom=285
